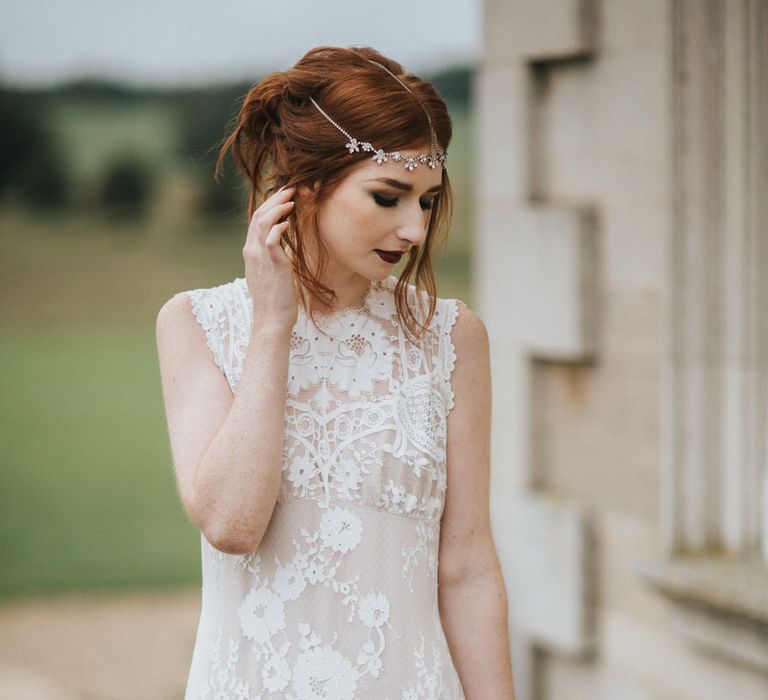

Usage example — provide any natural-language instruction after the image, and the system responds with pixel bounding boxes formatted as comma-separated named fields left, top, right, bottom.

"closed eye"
left=373, top=193, right=435, bottom=210
left=373, top=193, right=397, bottom=208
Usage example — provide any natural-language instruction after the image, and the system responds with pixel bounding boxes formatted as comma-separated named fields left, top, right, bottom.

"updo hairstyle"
left=216, top=45, right=453, bottom=340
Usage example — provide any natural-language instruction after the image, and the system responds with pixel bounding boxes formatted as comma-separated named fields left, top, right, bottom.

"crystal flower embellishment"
left=309, top=96, right=447, bottom=171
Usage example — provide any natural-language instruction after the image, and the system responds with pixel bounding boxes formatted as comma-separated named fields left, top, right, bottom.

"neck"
left=287, top=243, right=386, bottom=316
left=295, top=268, right=381, bottom=316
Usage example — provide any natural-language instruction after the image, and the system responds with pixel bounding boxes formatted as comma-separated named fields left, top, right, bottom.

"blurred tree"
left=427, top=66, right=472, bottom=109
left=176, top=84, right=251, bottom=219
left=15, top=149, right=70, bottom=210
left=98, top=155, right=153, bottom=219
left=0, top=88, right=71, bottom=209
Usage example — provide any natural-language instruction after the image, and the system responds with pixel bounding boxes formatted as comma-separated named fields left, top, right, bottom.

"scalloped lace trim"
left=442, top=298, right=463, bottom=414
left=185, top=288, right=226, bottom=375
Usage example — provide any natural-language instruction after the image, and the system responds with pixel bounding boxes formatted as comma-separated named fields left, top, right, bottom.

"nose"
left=396, top=202, right=428, bottom=247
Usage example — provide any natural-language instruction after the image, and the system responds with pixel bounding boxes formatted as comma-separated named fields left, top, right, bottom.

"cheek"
left=318, top=192, right=378, bottom=249
left=339, top=192, right=382, bottom=234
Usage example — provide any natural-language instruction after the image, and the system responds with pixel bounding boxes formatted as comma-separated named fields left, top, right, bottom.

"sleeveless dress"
left=181, top=273, right=466, bottom=700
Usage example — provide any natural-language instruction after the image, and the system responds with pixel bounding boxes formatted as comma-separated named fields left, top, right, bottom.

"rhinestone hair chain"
left=308, top=60, right=447, bottom=172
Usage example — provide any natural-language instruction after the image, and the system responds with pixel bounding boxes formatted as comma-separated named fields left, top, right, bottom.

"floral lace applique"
left=196, top=627, right=251, bottom=700
left=292, top=624, right=359, bottom=699
left=400, top=633, right=444, bottom=700
left=227, top=501, right=401, bottom=697
left=183, top=276, right=465, bottom=699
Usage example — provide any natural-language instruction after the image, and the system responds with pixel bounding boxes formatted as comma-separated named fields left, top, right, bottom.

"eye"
left=419, top=198, right=434, bottom=211
left=373, top=193, right=397, bottom=208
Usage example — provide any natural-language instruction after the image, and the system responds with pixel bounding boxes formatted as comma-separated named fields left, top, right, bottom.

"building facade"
left=475, top=1, right=768, bottom=697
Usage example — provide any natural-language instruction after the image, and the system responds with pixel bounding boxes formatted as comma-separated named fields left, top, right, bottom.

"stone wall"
left=475, top=1, right=768, bottom=697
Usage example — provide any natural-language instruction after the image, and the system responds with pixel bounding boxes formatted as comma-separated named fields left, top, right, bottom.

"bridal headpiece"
left=309, top=60, right=447, bottom=172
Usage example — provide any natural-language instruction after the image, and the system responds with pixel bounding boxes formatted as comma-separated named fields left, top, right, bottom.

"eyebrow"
left=365, top=177, right=442, bottom=193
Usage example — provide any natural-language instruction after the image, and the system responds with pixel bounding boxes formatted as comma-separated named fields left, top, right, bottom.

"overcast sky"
left=0, top=0, right=482, bottom=87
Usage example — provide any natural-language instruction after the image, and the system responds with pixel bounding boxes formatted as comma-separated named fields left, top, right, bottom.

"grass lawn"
left=0, top=328, right=201, bottom=599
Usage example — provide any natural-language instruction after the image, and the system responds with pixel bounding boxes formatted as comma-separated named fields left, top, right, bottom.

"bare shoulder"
left=155, top=292, right=212, bottom=369
left=449, top=300, right=489, bottom=361
left=156, top=291, right=193, bottom=334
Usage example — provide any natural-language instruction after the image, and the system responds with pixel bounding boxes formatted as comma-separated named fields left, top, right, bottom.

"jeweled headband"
left=309, top=60, right=447, bottom=172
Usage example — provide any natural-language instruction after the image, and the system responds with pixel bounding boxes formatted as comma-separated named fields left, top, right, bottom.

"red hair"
left=216, top=45, right=453, bottom=341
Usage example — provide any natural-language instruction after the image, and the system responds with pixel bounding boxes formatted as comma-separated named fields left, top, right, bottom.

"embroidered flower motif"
left=201, top=628, right=251, bottom=699
left=356, top=638, right=384, bottom=678
left=235, top=550, right=262, bottom=577
left=262, top=653, right=291, bottom=692
left=377, top=479, right=423, bottom=517
left=328, top=317, right=391, bottom=398
left=332, top=457, right=363, bottom=498
left=273, top=562, right=307, bottom=601
left=287, top=455, right=316, bottom=490
left=392, top=483, right=407, bottom=504
left=367, top=282, right=397, bottom=321
left=238, top=585, right=286, bottom=643
left=403, top=493, right=418, bottom=514
left=358, top=592, right=390, bottom=628
left=293, top=551, right=309, bottom=570
left=287, top=330, right=314, bottom=396
left=305, top=560, right=326, bottom=585
left=319, top=507, right=363, bottom=554
left=292, top=644, right=359, bottom=699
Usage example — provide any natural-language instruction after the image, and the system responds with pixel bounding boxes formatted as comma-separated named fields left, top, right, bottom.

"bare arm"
left=156, top=186, right=298, bottom=555
left=437, top=304, right=516, bottom=699
left=156, top=295, right=293, bottom=554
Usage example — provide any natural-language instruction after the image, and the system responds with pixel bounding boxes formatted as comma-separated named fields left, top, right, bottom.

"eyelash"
left=373, top=193, right=434, bottom=211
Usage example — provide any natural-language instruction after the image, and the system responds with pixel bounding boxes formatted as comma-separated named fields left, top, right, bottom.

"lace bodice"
left=181, top=274, right=465, bottom=699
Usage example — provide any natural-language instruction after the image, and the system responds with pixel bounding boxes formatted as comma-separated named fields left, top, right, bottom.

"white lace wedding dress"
left=180, top=273, right=466, bottom=699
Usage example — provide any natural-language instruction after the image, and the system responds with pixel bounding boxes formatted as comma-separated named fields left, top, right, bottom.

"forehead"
left=346, top=151, right=444, bottom=190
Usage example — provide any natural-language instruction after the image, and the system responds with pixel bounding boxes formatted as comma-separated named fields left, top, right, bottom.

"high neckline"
left=239, top=275, right=397, bottom=324
left=299, top=277, right=387, bottom=321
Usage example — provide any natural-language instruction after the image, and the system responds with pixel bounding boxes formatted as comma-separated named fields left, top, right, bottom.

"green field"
left=0, top=94, right=474, bottom=600
left=0, top=329, right=201, bottom=597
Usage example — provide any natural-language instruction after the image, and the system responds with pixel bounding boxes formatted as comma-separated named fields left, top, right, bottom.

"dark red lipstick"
left=375, top=249, right=403, bottom=264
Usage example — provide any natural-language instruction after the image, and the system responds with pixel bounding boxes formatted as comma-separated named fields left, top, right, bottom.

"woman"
left=156, top=45, right=515, bottom=699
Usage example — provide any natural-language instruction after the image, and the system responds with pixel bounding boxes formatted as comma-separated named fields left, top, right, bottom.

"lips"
left=375, top=249, right=403, bottom=264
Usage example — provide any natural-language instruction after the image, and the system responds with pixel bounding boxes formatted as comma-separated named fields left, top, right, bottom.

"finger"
left=251, top=190, right=295, bottom=226
left=247, top=186, right=295, bottom=229
left=247, top=201, right=294, bottom=244
left=267, top=185, right=296, bottom=205
left=264, top=220, right=290, bottom=252
left=264, top=221, right=290, bottom=264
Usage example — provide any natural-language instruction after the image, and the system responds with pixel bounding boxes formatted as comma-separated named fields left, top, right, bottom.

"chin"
left=359, top=255, right=397, bottom=281
left=367, top=265, right=397, bottom=281
left=371, top=269, right=394, bottom=281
